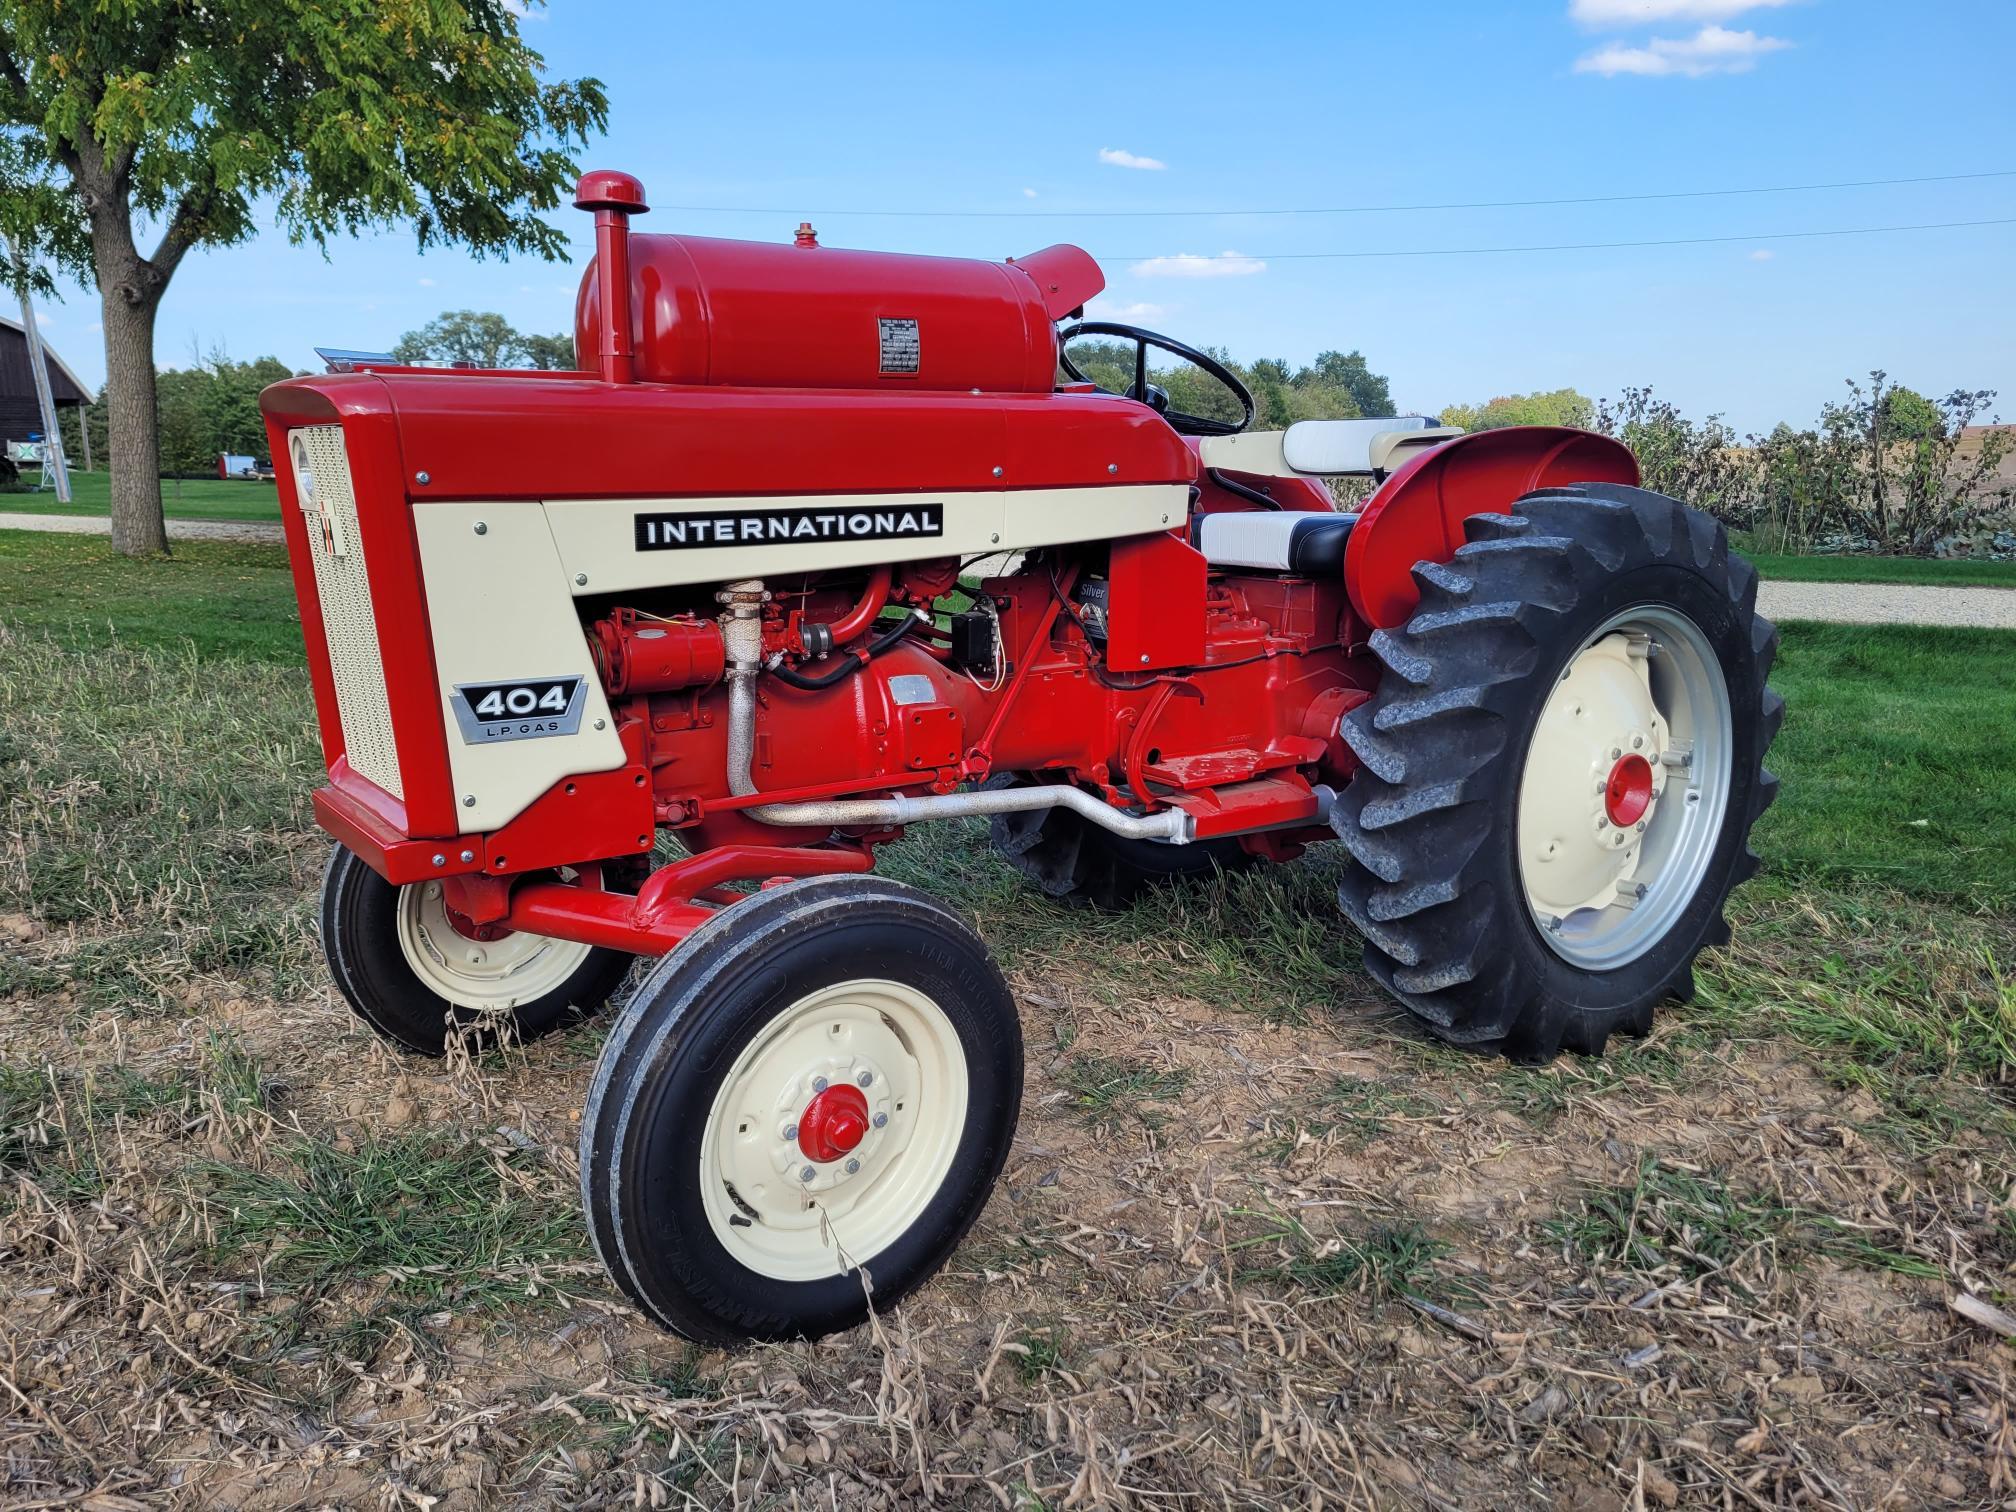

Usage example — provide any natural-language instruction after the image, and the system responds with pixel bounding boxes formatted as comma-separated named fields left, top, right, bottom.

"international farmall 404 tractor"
left=261, top=170, right=1780, bottom=1344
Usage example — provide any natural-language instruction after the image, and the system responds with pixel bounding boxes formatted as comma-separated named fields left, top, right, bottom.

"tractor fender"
left=1344, top=425, right=1639, bottom=629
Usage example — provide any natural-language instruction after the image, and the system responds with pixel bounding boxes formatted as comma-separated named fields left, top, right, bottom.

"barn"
left=1, top=313, right=92, bottom=454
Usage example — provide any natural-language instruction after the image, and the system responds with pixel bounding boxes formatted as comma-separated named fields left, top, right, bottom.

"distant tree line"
left=1063, top=340, right=1394, bottom=429
left=57, top=350, right=297, bottom=477
left=392, top=310, right=575, bottom=371
left=1436, top=377, right=2009, bottom=555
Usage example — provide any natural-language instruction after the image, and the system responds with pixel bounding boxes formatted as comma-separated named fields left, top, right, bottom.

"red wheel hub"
left=1604, top=753, right=1655, bottom=827
left=796, top=1084, right=870, bottom=1163
left=442, top=901, right=512, bottom=943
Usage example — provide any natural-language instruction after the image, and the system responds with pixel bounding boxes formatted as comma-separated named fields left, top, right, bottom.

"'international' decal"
left=634, top=504, right=945, bottom=552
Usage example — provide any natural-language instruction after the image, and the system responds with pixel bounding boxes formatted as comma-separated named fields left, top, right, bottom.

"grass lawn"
left=1763, top=620, right=2016, bottom=905
left=0, top=468, right=281, bottom=522
left=0, top=529, right=300, bottom=661
left=2, top=527, right=2013, bottom=1507
left=1740, top=549, right=2016, bottom=589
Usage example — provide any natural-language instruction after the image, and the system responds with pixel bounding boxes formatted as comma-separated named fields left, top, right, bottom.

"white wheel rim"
left=1516, top=605, right=1733, bottom=971
left=698, top=978, right=968, bottom=1283
left=395, top=881, right=593, bottom=1011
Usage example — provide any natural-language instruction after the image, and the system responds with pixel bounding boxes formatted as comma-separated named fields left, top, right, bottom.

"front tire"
left=580, top=876, right=1022, bottom=1343
left=1333, top=485, right=1781, bottom=1061
left=320, top=845, right=633, bottom=1057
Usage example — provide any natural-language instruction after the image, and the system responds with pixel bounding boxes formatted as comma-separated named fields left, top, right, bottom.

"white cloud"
left=1098, top=147, right=1166, bottom=171
left=1130, top=251, right=1266, bottom=279
left=33, top=311, right=51, bottom=328
left=1087, top=299, right=1167, bottom=321
left=1574, top=24, right=1791, bottom=75
left=417, top=276, right=437, bottom=287
left=1570, top=0, right=1794, bottom=24
left=1022, top=187, right=1038, bottom=199
left=1748, top=248, right=1775, bottom=260
left=86, top=321, right=101, bottom=334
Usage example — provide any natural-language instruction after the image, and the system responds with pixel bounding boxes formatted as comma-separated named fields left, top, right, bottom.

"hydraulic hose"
left=768, top=614, right=915, bottom=691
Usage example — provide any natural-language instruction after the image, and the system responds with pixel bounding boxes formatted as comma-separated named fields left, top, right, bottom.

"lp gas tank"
left=575, top=233, right=1102, bottom=394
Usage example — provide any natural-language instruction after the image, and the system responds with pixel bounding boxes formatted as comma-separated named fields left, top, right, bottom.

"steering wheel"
left=1057, top=321, right=1256, bottom=437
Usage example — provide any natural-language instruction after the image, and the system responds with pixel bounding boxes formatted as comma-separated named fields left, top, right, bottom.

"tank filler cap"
left=794, top=221, right=819, bottom=247
left=574, top=169, right=649, bottom=214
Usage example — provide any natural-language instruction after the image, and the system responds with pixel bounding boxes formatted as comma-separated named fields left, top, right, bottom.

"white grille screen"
left=290, top=426, right=403, bottom=799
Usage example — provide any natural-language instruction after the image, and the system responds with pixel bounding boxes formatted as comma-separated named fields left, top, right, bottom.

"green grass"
left=1744, top=551, right=2016, bottom=589
left=1756, top=622, right=2016, bottom=905
left=0, top=469, right=281, bottom=522
left=199, top=1134, right=587, bottom=1306
left=1056, top=1053, right=1193, bottom=1125
left=1232, top=1210, right=1453, bottom=1299
left=0, top=627, right=322, bottom=1011
left=0, top=529, right=300, bottom=661
left=1552, top=1158, right=1942, bottom=1281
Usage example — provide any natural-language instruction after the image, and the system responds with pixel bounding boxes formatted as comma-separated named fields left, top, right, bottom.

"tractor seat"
left=1192, top=510, right=1357, bottom=575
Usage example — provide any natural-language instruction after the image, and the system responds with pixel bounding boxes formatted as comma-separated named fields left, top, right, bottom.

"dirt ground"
left=2, top=622, right=2013, bottom=1509
left=4, top=847, right=2013, bottom=1509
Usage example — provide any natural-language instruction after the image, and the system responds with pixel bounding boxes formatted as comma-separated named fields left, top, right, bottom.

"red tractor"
left=262, top=170, right=1780, bottom=1344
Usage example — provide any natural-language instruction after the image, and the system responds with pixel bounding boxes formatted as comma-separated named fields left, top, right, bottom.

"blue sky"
left=30, top=0, right=2016, bottom=434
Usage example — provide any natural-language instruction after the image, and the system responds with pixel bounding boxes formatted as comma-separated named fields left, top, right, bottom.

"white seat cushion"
left=1194, top=511, right=1355, bottom=574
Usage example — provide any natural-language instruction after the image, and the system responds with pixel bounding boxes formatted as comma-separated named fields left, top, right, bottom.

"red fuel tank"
left=574, top=234, right=1103, bottom=393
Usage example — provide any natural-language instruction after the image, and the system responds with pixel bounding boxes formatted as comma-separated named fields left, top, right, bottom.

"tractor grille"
left=290, top=426, right=403, bottom=799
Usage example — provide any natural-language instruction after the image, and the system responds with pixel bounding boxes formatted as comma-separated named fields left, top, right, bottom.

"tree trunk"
left=101, top=287, right=167, bottom=556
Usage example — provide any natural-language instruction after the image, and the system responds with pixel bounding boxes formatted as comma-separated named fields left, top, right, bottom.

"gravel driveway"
left=1756, top=580, right=2016, bottom=629
left=0, top=510, right=283, bottom=545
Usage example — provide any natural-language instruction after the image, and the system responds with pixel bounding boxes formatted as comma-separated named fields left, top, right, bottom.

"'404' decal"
left=449, top=676, right=587, bottom=745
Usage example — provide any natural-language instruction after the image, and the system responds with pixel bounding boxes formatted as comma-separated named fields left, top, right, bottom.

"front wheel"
left=1334, top=485, right=1782, bottom=1061
left=320, top=845, right=633, bottom=1056
left=580, top=876, right=1022, bottom=1343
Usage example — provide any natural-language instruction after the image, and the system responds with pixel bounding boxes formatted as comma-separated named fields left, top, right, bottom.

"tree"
left=394, top=310, right=531, bottom=370
left=1880, top=384, right=1945, bottom=442
left=1302, top=350, right=1392, bottom=418
left=1057, top=338, right=1382, bottom=430
left=1441, top=388, right=1595, bottom=432
left=522, top=332, right=578, bottom=371
left=0, top=1, right=607, bottom=556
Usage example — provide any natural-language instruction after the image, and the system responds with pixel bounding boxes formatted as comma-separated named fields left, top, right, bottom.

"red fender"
left=1344, top=426, right=1639, bottom=629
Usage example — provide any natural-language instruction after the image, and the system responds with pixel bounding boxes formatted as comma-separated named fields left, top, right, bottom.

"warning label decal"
left=877, top=317, right=921, bottom=375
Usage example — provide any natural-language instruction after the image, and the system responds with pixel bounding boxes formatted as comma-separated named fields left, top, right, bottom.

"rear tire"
left=320, top=845, right=633, bottom=1057
left=1333, top=485, right=1781, bottom=1061
left=986, top=773, right=1252, bottom=909
left=580, top=876, right=1022, bottom=1343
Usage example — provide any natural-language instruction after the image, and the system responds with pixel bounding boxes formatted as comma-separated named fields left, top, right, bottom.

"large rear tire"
left=1333, top=485, right=1781, bottom=1061
left=580, top=876, right=1022, bottom=1343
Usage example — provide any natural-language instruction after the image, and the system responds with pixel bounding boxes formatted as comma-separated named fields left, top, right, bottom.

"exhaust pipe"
left=719, top=578, right=1191, bottom=843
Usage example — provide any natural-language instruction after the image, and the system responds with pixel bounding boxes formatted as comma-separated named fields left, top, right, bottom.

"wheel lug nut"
left=811, top=1076, right=829, bottom=1093
left=1635, top=820, right=1646, bottom=832
left=800, top=1166, right=816, bottom=1182
left=782, top=1122, right=798, bottom=1141
left=1631, top=735, right=1644, bottom=749
left=857, top=1070, right=874, bottom=1088
left=1610, top=747, right=1622, bottom=760
left=845, top=1158, right=861, bottom=1174
left=873, top=1112, right=888, bottom=1129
